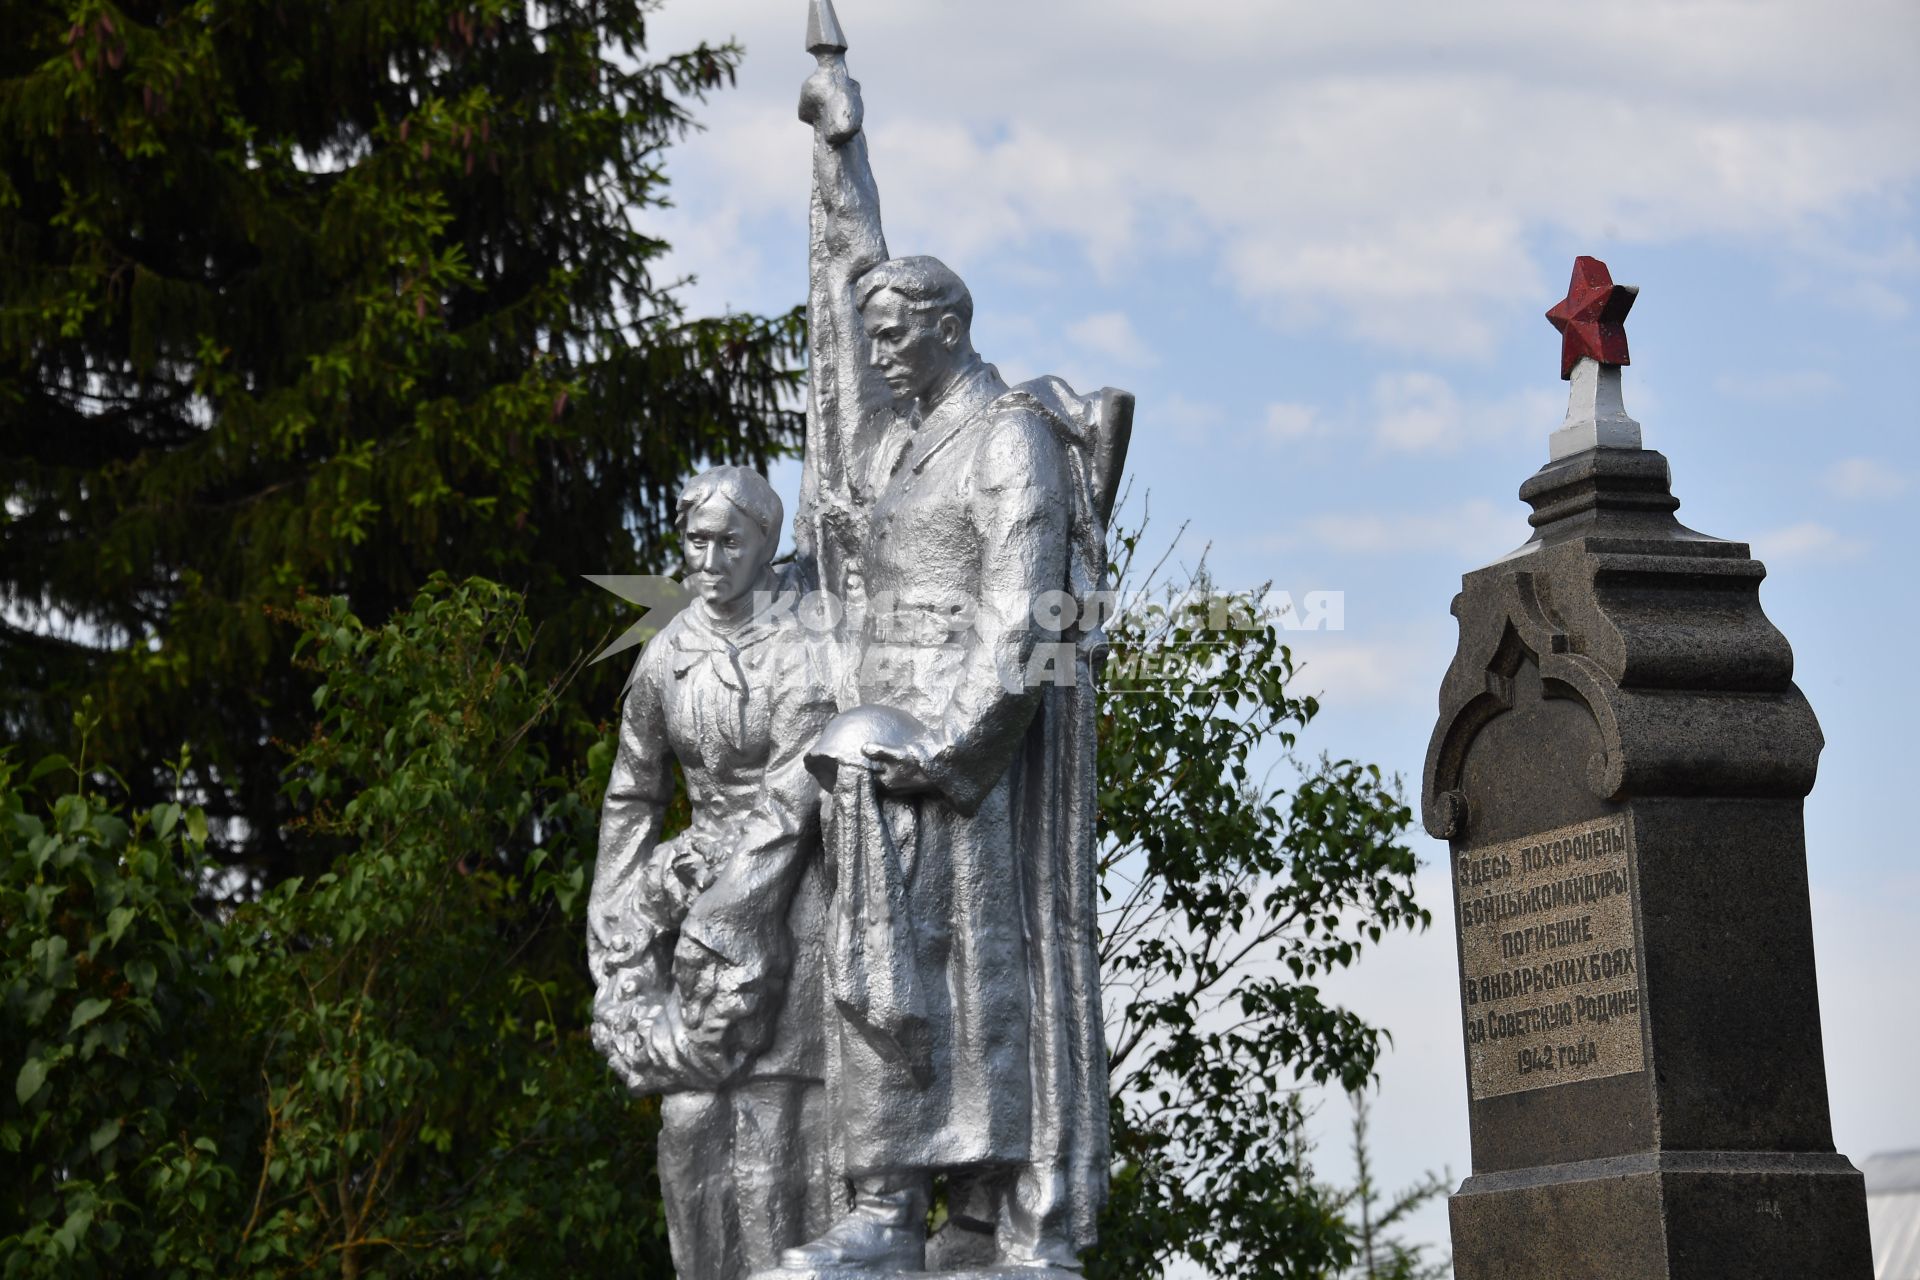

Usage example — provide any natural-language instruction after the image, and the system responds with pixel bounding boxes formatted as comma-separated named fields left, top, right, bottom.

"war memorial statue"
left=590, top=2, right=1132, bottom=1276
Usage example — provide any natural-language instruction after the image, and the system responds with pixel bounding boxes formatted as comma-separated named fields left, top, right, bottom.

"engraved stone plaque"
left=1457, top=814, right=1645, bottom=1100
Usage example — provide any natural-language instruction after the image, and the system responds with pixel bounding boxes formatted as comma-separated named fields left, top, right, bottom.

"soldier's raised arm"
left=799, top=1, right=886, bottom=289
left=794, top=0, right=892, bottom=594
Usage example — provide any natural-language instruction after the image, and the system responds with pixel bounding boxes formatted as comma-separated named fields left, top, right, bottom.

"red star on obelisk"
left=1544, top=255, right=1643, bottom=460
left=1545, top=256, right=1637, bottom=380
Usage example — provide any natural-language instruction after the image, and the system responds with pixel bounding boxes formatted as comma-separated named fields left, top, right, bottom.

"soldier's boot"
left=777, top=1174, right=928, bottom=1272
left=994, top=1165, right=1082, bottom=1272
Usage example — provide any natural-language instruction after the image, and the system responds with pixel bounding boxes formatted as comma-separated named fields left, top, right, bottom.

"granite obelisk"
left=1422, top=257, right=1874, bottom=1279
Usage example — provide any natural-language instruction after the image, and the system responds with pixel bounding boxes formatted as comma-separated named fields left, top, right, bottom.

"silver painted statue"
left=589, top=466, right=839, bottom=1280
left=591, top=3, right=1131, bottom=1275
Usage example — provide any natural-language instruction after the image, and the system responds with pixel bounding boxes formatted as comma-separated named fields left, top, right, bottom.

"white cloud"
left=1288, top=635, right=1441, bottom=709
left=1304, top=498, right=1519, bottom=563
left=1263, top=401, right=1322, bottom=443
left=1750, top=521, right=1869, bottom=563
left=1713, top=369, right=1839, bottom=402
left=1778, top=232, right=1920, bottom=322
left=1823, top=457, right=1911, bottom=502
left=647, top=0, right=1920, bottom=354
left=645, top=200, right=772, bottom=318
left=1157, top=393, right=1225, bottom=443
left=1065, top=310, right=1158, bottom=370
left=1366, top=371, right=1560, bottom=455
left=1371, top=371, right=1464, bottom=453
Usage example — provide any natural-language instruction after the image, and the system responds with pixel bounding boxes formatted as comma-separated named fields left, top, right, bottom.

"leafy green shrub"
left=4, top=579, right=674, bottom=1277
left=2, top=741, right=232, bottom=1278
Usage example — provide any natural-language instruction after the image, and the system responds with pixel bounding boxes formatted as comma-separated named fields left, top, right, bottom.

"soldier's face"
left=862, top=290, right=959, bottom=403
left=682, top=498, right=771, bottom=608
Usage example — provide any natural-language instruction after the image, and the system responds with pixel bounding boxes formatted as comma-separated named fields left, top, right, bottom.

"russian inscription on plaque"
left=1457, top=815, right=1643, bottom=1099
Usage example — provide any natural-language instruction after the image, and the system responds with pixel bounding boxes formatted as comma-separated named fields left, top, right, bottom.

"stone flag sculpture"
left=589, top=3, right=1129, bottom=1277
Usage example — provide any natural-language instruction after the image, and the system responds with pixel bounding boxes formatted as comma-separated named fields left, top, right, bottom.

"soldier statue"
left=775, top=1, right=1127, bottom=1273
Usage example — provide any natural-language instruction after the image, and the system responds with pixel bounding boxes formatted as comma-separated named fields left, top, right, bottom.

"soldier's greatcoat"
left=822, top=358, right=1111, bottom=1251
left=794, top=51, right=1113, bottom=1259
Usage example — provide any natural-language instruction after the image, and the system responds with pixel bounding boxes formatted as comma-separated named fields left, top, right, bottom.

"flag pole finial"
left=806, top=0, right=848, bottom=56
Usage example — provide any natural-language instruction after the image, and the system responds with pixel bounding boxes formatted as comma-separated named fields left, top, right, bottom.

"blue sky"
left=643, top=0, right=1919, bottom=1262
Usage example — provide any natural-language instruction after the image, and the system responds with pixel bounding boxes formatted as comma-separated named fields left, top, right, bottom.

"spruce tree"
left=0, top=0, right=802, bottom=872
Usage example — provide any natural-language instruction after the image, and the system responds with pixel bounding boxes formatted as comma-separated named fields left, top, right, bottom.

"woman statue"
left=588, top=465, right=838, bottom=1280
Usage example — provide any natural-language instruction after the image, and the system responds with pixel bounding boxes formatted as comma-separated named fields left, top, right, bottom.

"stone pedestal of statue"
left=1420, top=260, right=1873, bottom=1279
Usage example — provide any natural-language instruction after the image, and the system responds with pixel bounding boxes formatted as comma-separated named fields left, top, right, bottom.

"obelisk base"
left=1450, top=1151, right=1871, bottom=1280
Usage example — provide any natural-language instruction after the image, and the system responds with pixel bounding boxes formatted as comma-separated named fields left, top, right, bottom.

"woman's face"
left=682, top=496, right=772, bottom=609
